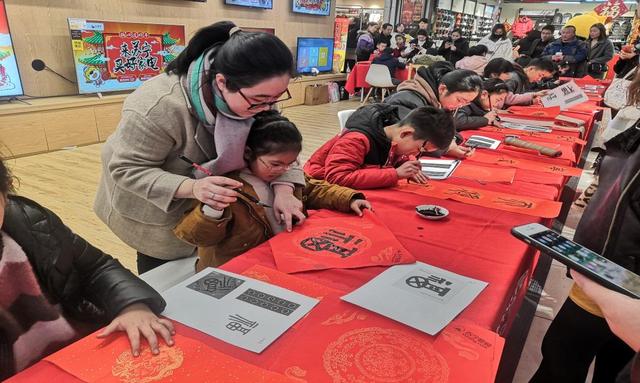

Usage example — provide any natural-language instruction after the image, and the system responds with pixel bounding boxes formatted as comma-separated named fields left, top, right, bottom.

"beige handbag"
left=604, top=68, right=637, bottom=110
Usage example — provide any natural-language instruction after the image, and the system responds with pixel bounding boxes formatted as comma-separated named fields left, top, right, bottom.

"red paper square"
left=269, top=211, right=415, bottom=273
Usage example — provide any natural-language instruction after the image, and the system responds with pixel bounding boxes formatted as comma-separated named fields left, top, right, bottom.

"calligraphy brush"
left=178, top=155, right=272, bottom=208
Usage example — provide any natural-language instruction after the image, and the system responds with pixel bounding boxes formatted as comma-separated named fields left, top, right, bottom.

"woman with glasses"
left=95, top=21, right=304, bottom=274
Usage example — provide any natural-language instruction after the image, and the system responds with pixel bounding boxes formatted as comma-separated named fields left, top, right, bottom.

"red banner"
left=400, top=0, right=426, bottom=25
left=594, top=0, right=629, bottom=19
left=333, top=17, right=349, bottom=73
left=269, top=211, right=415, bottom=273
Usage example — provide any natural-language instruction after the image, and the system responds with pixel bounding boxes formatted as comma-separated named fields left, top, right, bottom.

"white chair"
left=337, top=109, right=356, bottom=133
left=363, top=64, right=397, bottom=104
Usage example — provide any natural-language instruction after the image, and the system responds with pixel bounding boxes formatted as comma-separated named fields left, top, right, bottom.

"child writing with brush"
left=174, top=111, right=371, bottom=271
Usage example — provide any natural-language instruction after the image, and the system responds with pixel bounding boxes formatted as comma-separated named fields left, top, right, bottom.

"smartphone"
left=512, top=223, right=640, bottom=299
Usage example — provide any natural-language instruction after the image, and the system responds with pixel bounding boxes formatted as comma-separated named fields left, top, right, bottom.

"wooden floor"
left=8, top=99, right=361, bottom=273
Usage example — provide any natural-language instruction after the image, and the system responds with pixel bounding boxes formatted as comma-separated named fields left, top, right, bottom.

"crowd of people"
left=2, top=18, right=640, bottom=383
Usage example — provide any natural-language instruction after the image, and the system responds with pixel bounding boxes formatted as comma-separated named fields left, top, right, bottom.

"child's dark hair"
left=467, top=45, right=488, bottom=56
left=166, top=21, right=295, bottom=92
left=0, top=158, right=14, bottom=195
left=399, top=106, right=455, bottom=150
left=441, top=69, right=483, bottom=94
left=481, top=78, right=509, bottom=95
left=245, top=111, right=302, bottom=161
left=417, top=29, right=429, bottom=37
left=483, top=58, right=515, bottom=78
left=527, top=58, right=557, bottom=74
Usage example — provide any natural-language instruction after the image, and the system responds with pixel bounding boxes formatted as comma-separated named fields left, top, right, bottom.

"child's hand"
left=447, top=143, right=475, bottom=159
left=395, top=160, right=421, bottom=179
left=350, top=199, right=373, bottom=216
left=484, top=110, right=498, bottom=125
left=411, top=172, right=429, bottom=184
left=98, top=303, right=175, bottom=357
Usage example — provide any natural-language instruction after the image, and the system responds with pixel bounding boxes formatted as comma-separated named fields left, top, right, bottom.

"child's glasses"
left=258, top=157, right=299, bottom=171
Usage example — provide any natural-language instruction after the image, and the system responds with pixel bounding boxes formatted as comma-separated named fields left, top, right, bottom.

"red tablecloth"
left=345, top=61, right=410, bottom=95
left=9, top=105, right=596, bottom=383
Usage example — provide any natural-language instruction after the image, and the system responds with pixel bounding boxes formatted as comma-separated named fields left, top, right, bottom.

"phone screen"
left=531, top=230, right=640, bottom=296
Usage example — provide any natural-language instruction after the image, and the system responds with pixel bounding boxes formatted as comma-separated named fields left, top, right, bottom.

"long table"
left=8, top=101, right=600, bottom=383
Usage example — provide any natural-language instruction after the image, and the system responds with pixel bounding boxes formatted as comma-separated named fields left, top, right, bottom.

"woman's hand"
left=98, top=303, right=175, bottom=357
left=273, top=184, right=305, bottom=232
left=484, top=110, right=498, bottom=125
left=350, top=199, right=373, bottom=216
left=619, top=50, right=637, bottom=61
left=192, top=176, right=242, bottom=210
left=532, top=90, right=549, bottom=105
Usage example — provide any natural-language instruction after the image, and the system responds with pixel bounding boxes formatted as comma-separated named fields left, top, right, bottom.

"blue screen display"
left=296, top=38, right=334, bottom=74
left=225, top=0, right=272, bottom=9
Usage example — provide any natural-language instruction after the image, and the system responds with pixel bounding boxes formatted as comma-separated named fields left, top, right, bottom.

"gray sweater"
left=94, top=73, right=303, bottom=260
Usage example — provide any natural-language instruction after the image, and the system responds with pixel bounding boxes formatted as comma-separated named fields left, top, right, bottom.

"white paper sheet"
left=419, top=159, right=460, bottom=180
left=162, top=267, right=319, bottom=353
left=342, top=262, right=487, bottom=335
left=541, top=80, right=589, bottom=110
left=465, top=135, right=501, bottom=149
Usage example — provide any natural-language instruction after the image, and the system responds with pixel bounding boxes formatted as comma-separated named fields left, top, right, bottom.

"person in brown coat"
left=174, top=111, right=371, bottom=271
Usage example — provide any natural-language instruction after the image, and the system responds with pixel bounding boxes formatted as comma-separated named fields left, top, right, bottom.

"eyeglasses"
left=258, top=157, right=299, bottom=171
left=238, top=88, right=292, bottom=111
left=416, top=140, right=430, bottom=160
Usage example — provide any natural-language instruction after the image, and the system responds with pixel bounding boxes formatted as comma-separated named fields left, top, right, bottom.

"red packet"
left=270, top=295, right=503, bottom=383
left=434, top=319, right=506, bottom=383
left=241, top=264, right=341, bottom=300
left=45, top=332, right=293, bottom=383
left=269, top=210, right=415, bottom=273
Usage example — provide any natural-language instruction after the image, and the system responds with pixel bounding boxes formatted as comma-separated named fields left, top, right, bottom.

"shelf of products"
left=610, top=16, right=634, bottom=44
left=434, top=8, right=482, bottom=40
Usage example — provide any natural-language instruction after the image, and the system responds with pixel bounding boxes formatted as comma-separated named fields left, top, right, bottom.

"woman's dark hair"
left=451, top=28, right=462, bottom=35
left=245, top=111, right=302, bottom=161
left=419, top=18, right=429, bottom=24
left=417, top=29, right=429, bottom=37
left=0, top=158, right=14, bottom=195
left=440, top=69, right=483, bottom=94
left=483, top=58, right=515, bottom=78
left=467, top=45, right=488, bottom=56
left=367, top=21, right=378, bottom=28
left=481, top=78, right=510, bottom=94
left=166, top=21, right=294, bottom=92
left=491, top=24, right=507, bottom=40
left=399, top=106, right=455, bottom=150
left=591, top=23, right=607, bottom=41
left=395, top=23, right=405, bottom=32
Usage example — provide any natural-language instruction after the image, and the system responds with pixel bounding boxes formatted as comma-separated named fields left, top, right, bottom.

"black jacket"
left=438, top=38, right=469, bottom=65
left=516, top=38, right=552, bottom=67
left=3, top=196, right=166, bottom=322
left=372, top=52, right=406, bottom=79
left=454, top=101, right=489, bottom=131
left=574, top=126, right=640, bottom=272
left=344, top=103, right=400, bottom=166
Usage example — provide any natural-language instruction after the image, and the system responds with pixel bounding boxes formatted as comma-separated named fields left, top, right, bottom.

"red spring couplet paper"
left=269, top=295, right=504, bottom=383
left=394, top=182, right=562, bottom=218
left=44, top=332, right=293, bottom=383
left=453, top=162, right=516, bottom=184
left=269, top=210, right=415, bottom=273
left=469, top=151, right=583, bottom=177
left=503, top=105, right=561, bottom=120
left=479, top=126, right=587, bottom=145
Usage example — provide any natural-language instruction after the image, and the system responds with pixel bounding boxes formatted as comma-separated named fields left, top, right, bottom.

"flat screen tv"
left=68, top=18, right=186, bottom=94
left=293, top=0, right=331, bottom=16
left=0, top=0, right=23, bottom=98
left=225, top=0, right=273, bottom=9
left=296, top=37, right=334, bottom=74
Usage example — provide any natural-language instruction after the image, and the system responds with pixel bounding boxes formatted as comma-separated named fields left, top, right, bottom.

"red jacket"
left=305, top=132, right=400, bottom=189
left=512, top=16, right=534, bottom=39
left=305, top=104, right=402, bottom=189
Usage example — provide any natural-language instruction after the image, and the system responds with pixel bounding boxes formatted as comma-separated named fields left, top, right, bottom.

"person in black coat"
left=372, top=47, right=406, bottom=84
left=0, top=159, right=172, bottom=380
left=516, top=25, right=555, bottom=67
left=438, top=28, right=469, bottom=66
left=454, top=78, right=509, bottom=130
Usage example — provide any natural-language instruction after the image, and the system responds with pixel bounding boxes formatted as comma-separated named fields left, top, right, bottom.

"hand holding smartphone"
left=512, top=223, right=640, bottom=299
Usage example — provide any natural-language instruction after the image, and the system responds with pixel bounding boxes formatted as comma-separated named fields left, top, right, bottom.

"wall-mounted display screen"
left=0, top=0, right=23, bottom=98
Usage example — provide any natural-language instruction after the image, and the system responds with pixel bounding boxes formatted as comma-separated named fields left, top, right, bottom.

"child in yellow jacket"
left=174, top=111, right=371, bottom=271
